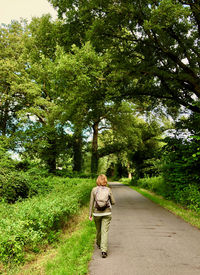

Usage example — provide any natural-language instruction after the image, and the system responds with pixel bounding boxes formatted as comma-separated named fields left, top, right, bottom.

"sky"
left=0, top=0, right=58, bottom=25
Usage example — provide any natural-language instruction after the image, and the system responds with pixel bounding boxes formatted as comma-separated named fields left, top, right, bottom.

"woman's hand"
left=89, top=216, right=93, bottom=221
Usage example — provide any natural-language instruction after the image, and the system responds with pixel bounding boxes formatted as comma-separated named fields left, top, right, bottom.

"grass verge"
left=0, top=178, right=95, bottom=266
left=45, top=212, right=96, bottom=275
left=5, top=206, right=96, bottom=275
left=129, top=186, right=200, bottom=230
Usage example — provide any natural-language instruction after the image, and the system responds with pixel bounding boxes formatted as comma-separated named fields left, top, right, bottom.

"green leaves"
left=144, top=0, right=190, bottom=31
left=0, top=177, right=94, bottom=264
left=50, top=0, right=200, bottom=114
left=0, top=21, right=30, bottom=136
left=161, top=136, right=200, bottom=205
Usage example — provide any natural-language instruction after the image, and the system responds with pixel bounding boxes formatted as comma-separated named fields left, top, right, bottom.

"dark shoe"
left=102, top=252, right=107, bottom=258
left=97, top=244, right=100, bottom=249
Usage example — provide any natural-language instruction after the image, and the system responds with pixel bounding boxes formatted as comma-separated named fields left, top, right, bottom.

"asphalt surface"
left=89, top=182, right=200, bottom=275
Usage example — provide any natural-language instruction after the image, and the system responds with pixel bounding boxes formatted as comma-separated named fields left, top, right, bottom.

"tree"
left=0, top=18, right=70, bottom=172
left=49, top=0, right=200, bottom=115
left=53, top=42, right=167, bottom=176
left=25, top=15, right=63, bottom=60
left=98, top=102, right=165, bottom=178
left=53, top=42, right=118, bottom=174
left=0, top=21, right=32, bottom=138
left=15, top=16, right=72, bottom=172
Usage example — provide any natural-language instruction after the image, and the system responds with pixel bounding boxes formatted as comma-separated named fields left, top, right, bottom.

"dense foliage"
left=49, top=0, right=200, bottom=113
left=161, top=136, right=200, bottom=210
left=0, top=177, right=94, bottom=264
left=129, top=135, right=200, bottom=212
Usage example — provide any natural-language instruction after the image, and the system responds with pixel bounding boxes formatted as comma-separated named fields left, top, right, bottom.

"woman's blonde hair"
left=96, top=174, right=107, bottom=186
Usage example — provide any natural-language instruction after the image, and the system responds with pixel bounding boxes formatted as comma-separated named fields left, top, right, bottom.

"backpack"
left=95, top=186, right=110, bottom=211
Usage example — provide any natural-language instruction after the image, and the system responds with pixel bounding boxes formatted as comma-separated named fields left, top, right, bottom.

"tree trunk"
left=47, top=153, right=56, bottom=173
left=91, top=121, right=99, bottom=175
left=46, top=134, right=57, bottom=173
left=0, top=100, right=9, bottom=136
left=127, top=162, right=132, bottom=179
left=73, top=131, right=82, bottom=172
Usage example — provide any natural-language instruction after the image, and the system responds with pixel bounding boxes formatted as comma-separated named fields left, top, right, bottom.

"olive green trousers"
left=94, top=215, right=112, bottom=252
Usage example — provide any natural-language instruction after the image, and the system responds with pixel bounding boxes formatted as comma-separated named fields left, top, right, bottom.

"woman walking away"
left=89, top=174, right=115, bottom=258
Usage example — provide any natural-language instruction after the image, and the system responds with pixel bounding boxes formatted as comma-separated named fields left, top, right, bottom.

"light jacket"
left=89, top=186, right=115, bottom=217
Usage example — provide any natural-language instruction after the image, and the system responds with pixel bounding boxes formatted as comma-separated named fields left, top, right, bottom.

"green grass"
left=129, top=186, right=200, bottom=229
left=45, top=217, right=96, bottom=275
left=3, top=206, right=96, bottom=275
left=0, top=178, right=95, bottom=266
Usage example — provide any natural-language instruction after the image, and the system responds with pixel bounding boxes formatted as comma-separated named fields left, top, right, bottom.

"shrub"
left=161, top=136, right=200, bottom=200
left=0, top=172, right=29, bottom=203
left=173, top=184, right=200, bottom=211
left=0, top=171, right=54, bottom=203
left=120, top=178, right=132, bottom=185
left=136, top=176, right=165, bottom=195
left=135, top=176, right=200, bottom=212
left=0, top=178, right=95, bottom=265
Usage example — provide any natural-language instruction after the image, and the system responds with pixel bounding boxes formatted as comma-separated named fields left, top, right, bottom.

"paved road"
left=89, top=183, right=200, bottom=275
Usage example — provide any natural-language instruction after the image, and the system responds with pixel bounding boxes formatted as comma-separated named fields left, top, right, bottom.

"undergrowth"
left=0, top=178, right=95, bottom=266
